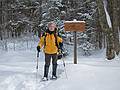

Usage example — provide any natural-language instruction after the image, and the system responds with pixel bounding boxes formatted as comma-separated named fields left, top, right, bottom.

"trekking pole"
left=36, top=51, right=39, bottom=70
left=36, top=51, right=39, bottom=83
left=62, top=55, right=68, bottom=79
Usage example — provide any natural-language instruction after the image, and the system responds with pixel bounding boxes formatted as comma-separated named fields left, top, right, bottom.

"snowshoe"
left=50, top=75, right=57, bottom=80
left=42, top=77, right=48, bottom=81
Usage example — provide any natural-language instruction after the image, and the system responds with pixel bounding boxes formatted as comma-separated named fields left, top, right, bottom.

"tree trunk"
left=96, top=20, right=103, bottom=49
left=0, top=1, right=3, bottom=40
left=106, top=29, right=115, bottom=60
left=112, top=0, right=120, bottom=55
left=107, top=0, right=120, bottom=55
left=118, top=0, right=120, bottom=31
left=96, top=0, right=115, bottom=60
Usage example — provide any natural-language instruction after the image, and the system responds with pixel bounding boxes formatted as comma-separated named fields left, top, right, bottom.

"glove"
left=37, top=46, right=40, bottom=52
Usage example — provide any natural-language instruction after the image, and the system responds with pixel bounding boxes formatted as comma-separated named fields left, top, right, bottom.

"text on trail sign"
left=64, top=21, right=85, bottom=32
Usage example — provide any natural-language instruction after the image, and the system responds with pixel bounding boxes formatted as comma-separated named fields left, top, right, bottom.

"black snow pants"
left=44, top=53, right=57, bottom=78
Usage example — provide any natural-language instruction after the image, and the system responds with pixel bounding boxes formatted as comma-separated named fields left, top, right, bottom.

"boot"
left=51, top=75, right=57, bottom=79
left=42, top=77, right=48, bottom=81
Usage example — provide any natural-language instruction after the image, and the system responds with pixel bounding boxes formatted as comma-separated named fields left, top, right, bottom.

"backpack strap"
left=54, top=33, right=59, bottom=49
left=41, top=32, right=47, bottom=48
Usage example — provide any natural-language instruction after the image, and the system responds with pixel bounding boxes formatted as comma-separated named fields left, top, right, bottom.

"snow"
left=42, top=62, right=120, bottom=90
left=65, top=21, right=85, bottom=23
left=103, top=0, right=112, bottom=28
left=0, top=41, right=120, bottom=90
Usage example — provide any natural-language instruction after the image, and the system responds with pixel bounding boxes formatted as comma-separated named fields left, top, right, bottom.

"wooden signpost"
left=64, top=20, right=85, bottom=64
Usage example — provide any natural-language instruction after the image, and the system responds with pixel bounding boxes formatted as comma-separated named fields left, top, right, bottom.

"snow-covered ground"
left=0, top=41, right=120, bottom=90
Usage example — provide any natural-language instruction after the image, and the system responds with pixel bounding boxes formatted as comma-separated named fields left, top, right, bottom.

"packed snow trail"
left=0, top=51, right=65, bottom=90
left=42, top=60, right=120, bottom=90
left=0, top=50, right=120, bottom=90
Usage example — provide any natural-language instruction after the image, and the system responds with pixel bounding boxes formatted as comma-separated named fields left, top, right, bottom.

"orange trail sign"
left=64, top=21, right=85, bottom=32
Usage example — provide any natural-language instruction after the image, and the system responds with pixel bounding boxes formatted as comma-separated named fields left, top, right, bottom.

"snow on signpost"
left=64, top=20, right=85, bottom=64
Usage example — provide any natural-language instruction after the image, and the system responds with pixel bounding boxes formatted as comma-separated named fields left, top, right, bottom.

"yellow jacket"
left=38, top=33, right=63, bottom=54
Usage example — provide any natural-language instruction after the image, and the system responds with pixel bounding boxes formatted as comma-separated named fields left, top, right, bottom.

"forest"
left=0, top=0, right=120, bottom=60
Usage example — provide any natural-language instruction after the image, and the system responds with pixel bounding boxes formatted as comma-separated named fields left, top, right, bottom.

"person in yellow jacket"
left=37, top=22, right=63, bottom=81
